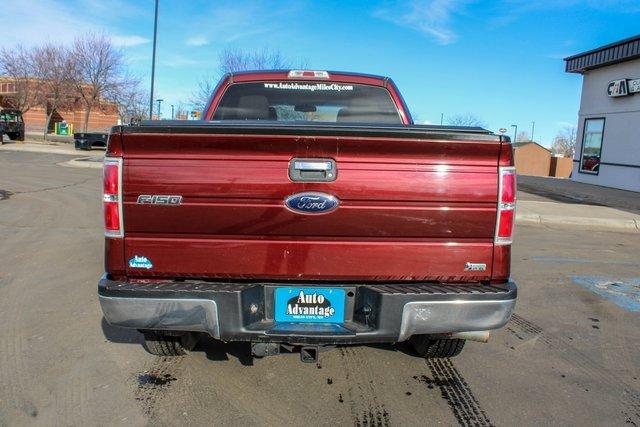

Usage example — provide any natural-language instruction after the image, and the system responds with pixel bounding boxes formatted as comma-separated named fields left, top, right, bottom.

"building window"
left=579, top=118, right=605, bottom=174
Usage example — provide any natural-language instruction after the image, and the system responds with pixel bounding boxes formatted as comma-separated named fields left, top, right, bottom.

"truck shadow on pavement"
left=197, top=337, right=255, bottom=366
left=100, top=318, right=145, bottom=345
left=100, top=318, right=255, bottom=365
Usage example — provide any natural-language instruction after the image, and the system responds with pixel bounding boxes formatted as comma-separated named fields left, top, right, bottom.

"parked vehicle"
left=98, top=70, right=517, bottom=362
left=0, top=109, right=25, bottom=142
left=74, top=132, right=108, bottom=150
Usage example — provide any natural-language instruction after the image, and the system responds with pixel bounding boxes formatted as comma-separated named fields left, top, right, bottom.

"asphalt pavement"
left=1, top=150, right=639, bottom=426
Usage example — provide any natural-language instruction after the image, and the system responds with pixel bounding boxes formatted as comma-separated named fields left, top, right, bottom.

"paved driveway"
left=1, top=151, right=639, bottom=426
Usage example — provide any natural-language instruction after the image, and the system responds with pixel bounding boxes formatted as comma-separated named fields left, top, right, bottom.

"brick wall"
left=0, top=77, right=119, bottom=133
left=550, top=157, right=573, bottom=178
left=514, top=143, right=552, bottom=177
left=20, top=105, right=118, bottom=133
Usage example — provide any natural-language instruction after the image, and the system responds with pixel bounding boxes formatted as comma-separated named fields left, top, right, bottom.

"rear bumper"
left=98, top=275, right=516, bottom=344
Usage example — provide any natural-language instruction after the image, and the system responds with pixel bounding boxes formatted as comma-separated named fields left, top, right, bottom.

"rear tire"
left=142, top=331, right=198, bottom=356
left=409, top=336, right=465, bottom=358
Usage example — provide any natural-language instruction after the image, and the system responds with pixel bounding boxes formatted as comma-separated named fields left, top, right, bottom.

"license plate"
left=274, top=287, right=345, bottom=323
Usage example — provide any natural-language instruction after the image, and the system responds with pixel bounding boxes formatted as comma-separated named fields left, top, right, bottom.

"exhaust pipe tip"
left=450, top=331, right=491, bottom=343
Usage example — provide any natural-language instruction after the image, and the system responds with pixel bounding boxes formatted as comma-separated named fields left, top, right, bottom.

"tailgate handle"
left=289, top=158, right=337, bottom=182
left=294, top=161, right=332, bottom=171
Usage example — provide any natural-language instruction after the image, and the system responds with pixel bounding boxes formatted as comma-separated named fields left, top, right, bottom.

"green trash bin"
left=55, top=121, right=73, bottom=135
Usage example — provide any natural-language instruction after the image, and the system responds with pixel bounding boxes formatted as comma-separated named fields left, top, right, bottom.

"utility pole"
left=511, top=124, right=518, bottom=143
left=531, top=121, right=535, bottom=142
left=171, top=104, right=174, bottom=119
left=156, top=99, right=164, bottom=119
left=149, top=0, right=159, bottom=119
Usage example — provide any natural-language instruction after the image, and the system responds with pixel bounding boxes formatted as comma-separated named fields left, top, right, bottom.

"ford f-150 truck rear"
left=99, top=70, right=517, bottom=362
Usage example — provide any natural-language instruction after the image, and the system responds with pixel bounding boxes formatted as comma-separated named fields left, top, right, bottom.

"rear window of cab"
left=212, top=82, right=402, bottom=124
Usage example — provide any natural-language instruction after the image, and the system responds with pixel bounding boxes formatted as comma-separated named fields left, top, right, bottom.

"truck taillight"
left=495, top=166, right=516, bottom=245
left=103, top=158, right=123, bottom=237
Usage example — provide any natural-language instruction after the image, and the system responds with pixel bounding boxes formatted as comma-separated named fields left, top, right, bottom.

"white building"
left=564, top=34, right=640, bottom=192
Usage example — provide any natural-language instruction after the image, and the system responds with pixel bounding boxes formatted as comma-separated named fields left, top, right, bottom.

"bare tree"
left=191, top=77, right=216, bottom=112
left=516, top=131, right=530, bottom=142
left=552, top=125, right=577, bottom=157
left=191, top=48, right=308, bottom=110
left=108, top=80, right=149, bottom=125
left=31, top=44, right=76, bottom=137
left=71, top=34, right=127, bottom=131
left=446, top=113, right=486, bottom=127
left=218, top=48, right=294, bottom=74
left=0, top=45, right=41, bottom=113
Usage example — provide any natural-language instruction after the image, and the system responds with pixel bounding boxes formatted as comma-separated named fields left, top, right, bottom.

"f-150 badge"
left=137, top=195, right=182, bottom=205
left=284, top=192, right=339, bottom=214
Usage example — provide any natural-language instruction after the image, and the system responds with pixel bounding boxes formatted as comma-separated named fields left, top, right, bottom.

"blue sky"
left=2, top=0, right=640, bottom=146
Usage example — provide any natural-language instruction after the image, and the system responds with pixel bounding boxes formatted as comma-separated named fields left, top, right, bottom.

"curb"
left=0, top=143, right=78, bottom=156
left=58, top=157, right=103, bottom=169
left=516, top=213, right=640, bottom=233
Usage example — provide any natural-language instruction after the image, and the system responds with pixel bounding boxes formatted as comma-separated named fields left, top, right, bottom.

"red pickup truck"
left=99, top=70, right=517, bottom=362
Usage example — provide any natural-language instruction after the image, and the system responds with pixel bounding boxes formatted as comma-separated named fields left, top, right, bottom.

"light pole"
left=440, top=113, right=444, bottom=125
left=171, top=104, right=174, bottom=119
left=531, top=121, right=536, bottom=142
left=149, top=0, right=159, bottom=119
left=511, top=124, right=518, bottom=143
left=156, top=99, right=164, bottom=119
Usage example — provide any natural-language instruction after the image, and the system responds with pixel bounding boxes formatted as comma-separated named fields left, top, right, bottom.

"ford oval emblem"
left=284, top=192, right=339, bottom=214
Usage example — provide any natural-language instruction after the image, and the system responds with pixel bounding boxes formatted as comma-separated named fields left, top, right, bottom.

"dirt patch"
left=134, top=357, right=183, bottom=416
left=138, top=373, right=177, bottom=387
left=0, top=189, right=13, bottom=201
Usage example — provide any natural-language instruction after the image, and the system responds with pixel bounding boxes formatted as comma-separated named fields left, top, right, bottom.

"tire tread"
left=142, top=331, right=187, bottom=356
left=410, top=336, right=465, bottom=358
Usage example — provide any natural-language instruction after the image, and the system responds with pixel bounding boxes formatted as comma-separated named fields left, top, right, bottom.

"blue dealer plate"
left=274, top=287, right=345, bottom=323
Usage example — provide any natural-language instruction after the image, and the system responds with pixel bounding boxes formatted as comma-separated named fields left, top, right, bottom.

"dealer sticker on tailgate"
left=274, top=288, right=345, bottom=323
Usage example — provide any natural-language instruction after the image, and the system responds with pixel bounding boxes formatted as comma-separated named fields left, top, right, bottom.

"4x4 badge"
left=464, top=262, right=486, bottom=271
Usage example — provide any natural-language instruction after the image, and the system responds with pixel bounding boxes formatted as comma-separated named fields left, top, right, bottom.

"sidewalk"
left=0, top=141, right=79, bottom=156
left=0, top=141, right=104, bottom=168
left=517, top=175, right=640, bottom=232
left=516, top=200, right=640, bottom=232
left=518, top=175, right=640, bottom=214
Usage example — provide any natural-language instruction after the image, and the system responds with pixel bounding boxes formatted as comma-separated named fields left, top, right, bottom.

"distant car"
left=0, top=109, right=25, bottom=142
left=74, top=132, right=108, bottom=150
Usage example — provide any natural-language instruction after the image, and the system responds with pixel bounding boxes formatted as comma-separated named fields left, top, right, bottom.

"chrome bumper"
left=397, top=298, right=516, bottom=341
left=99, top=284, right=516, bottom=343
left=99, top=296, right=221, bottom=339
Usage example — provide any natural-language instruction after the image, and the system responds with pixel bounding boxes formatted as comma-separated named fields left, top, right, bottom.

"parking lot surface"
left=1, top=151, right=639, bottom=426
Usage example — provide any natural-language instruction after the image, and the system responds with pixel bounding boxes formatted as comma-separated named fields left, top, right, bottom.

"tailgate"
left=121, top=127, right=500, bottom=281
